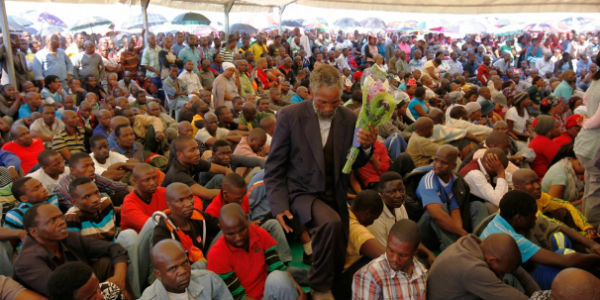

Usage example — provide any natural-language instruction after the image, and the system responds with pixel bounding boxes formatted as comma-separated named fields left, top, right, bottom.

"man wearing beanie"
left=212, top=62, right=240, bottom=109
left=529, top=115, right=562, bottom=178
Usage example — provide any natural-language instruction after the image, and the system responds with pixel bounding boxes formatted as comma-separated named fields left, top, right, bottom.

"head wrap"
left=492, top=93, right=507, bottom=107
left=465, top=102, right=481, bottom=116
left=223, top=62, right=236, bottom=70
left=513, top=92, right=529, bottom=106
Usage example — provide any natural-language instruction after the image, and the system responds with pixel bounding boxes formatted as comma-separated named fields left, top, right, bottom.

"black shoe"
left=303, top=252, right=312, bottom=265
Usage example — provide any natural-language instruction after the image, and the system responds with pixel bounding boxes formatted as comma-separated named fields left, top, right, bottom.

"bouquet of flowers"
left=342, top=64, right=396, bottom=174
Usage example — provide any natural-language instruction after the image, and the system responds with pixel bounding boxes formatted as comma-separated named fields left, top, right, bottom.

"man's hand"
left=587, top=228, right=599, bottom=240
left=357, top=124, right=377, bottom=150
left=106, top=275, right=126, bottom=293
left=155, top=131, right=165, bottom=142
left=591, top=243, right=600, bottom=256
left=297, top=288, right=307, bottom=300
left=276, top=210, right=294, bottom=233
left=485, top=153, right=505, bottom=178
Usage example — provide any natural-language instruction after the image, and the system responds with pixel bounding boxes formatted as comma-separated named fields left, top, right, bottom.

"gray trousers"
left=577, top=155, right=600, bottom=226
left=418, top=201, right=489, bottom=250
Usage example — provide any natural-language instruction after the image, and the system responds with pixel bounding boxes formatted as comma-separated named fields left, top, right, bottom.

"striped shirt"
left=4, top=196, right=59, bottom=229
left=54, top=173, right=129, bottom=212
left=65, top=196, right=116, bottom=241
left=352, top=254, right=427, bottom=300
left=51, top=127, right=86, bottom=154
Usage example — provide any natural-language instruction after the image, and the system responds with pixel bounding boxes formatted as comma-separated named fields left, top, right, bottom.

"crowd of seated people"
left=0, top=25, right=598, bottom=300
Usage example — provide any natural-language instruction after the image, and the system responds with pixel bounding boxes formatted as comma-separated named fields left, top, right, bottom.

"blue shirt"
left=92, top=124, right=109, bottom=138
left=416, top=169, right=459, bottom=211
left=32, top=48, right=73, bottom=81
left=41, top=87, right=64, bottom=104
left=525, top=45, right=543, bottom=63
left=178, top=47, right=202, bottom=73
left=290, top=94, right=304, bottom=104
left=4, top=196, right=59, bottom=229
left=408, top=97, right=428, bottom=120
left=552, top=80, right=574, bottom=104
left=480, top=214, right=541, bottom=263
left=172, top=44, right=185, bottom=56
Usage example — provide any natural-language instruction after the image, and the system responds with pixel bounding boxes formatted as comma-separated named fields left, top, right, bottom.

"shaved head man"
left=427, top=233, right=527, bottom=300
left=178, top=121, right=193, bottom=137
left=551, top=268, right=600, bottom=300
left=145, top=239, right=233, bottom=300
left=120, top=163, right=164, bottom=232
left=513, top=169, right=542, bottom=200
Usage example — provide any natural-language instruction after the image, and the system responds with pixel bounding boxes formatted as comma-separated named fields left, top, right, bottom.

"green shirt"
left=236, top=111, right=274, bottom=129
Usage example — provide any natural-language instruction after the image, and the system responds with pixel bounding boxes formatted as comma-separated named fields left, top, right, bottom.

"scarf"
left=162, top=209, right=206, bottom=263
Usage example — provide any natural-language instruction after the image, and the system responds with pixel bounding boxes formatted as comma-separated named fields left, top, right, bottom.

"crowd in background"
left=0, top=22, right=599, bottom=300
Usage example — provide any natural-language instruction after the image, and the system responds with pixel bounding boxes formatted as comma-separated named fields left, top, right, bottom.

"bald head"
left=219, top=203, right=247, bottom=227
left=151, top=239, right=186, bottom=267
left=414, top=117, right=434, bottom=137
left=388, top=219, right=421, bottom=247
left=165, top=182, right=192, bottom=204
left=552, top=268, right=600, bottom=300
left=481, top=233, right=521, bottom=276
left=512, top=169, right=539, bottom=192
left=62, top=110, right=77, bottom=121
left=110, top=116, right=130, bottom=131
left=178, top=121, right=193, bottom=137
left=132, top=163, right=155, bottom=179
left=429, top=108, right=444, bottom=124
left=259, top=116, right=276, bottom=134
left=436, top=144, right=458, bottom=160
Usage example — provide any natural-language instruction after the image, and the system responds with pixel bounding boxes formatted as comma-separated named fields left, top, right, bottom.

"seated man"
left=204, top=173, right=292, bottom=264
left=52, top=110, right=86, bottom=160
left=461, top=131, right=520, bottom=177
left=207, top=203, right=304, bottom=300
left=17, top=92, right=42, bottom=120
left=233, top=128, right=269, bottom=159
left=54, top=152, right=130, bottom=212
left=416, top=145, right=488, bottom=250
left=195, top=112, right=240, bottom=147
left=513, top=169, right=596, bottom=238
left=92, top=109, right=113, bottom=138
left=146, top=101, right=178, bottom=138
left=89, top=134, right=132, bottom=180
left=152, top=183, right=220, bottom=264
left=29, top=104, right=64, bottom=146
left=367, top=171, right=435, bottom=262
left=5, top=177, right=59, bottom=230
left=427, top=233, right=528, bottom=300
left=353, top=219, right=428, bottom=300
left=121, top=163, right=188, bottom=232
left=480, top=190, right=600, bottom=289
left=406, top=117, right=438, bottom=168
left=549, top=268, right=600, bottom=300
left=47, top=261, right=124, bottom=300
left=65, top=177, right=116, bottom=241
left=140, top=239, right=232, bottom=300
left=111, top=124, right=145, bottom=162
left=459, top=147, right=509, bottom=210
left=236, top=102, right=273, bottom=131
left=162, top=136, right=231, bottom=200
left=13, top=203, right=129, bottom=297
left=446, top=105, right=493, bottom=139
left=199, top=140, right=265, bottom=189
left=334, top=190, right=385, bottom=300
left=28, top=149, right=70, bottom=193
left=1, top=125, right=45, bottom=174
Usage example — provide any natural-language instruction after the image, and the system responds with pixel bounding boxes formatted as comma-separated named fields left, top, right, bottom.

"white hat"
left=465, top=102, right=481, bottom=116
left=223, top=62, right=236, bottom=71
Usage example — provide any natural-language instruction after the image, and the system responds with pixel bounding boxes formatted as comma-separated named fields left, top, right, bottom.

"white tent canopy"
left=7, top=0, right=600, bottom=13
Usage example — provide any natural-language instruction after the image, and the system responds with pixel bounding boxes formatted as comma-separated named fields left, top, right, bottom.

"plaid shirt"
left=352, top=254, right=427, bottom=300
left=54, top=173, right=128, bottom=212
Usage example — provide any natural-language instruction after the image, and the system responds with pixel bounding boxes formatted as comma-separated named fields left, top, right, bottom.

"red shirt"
left=529, top=135, right=561, bottom=178
left=1, top=138, right=44, bottom=174
left=357, top=141, right=390, bottom=185
left=476, top=64, right=491, bottom=85
left=121, top=187, right=203, bottom=232
left=205, top=191, right=249, bottom=218
left=552, top=132, right=573, bottom=148
left=207, top=225, right=276, bottom=300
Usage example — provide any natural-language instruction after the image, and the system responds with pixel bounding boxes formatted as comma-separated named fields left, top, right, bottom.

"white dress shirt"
left=463, top=159, right=508, bottom=207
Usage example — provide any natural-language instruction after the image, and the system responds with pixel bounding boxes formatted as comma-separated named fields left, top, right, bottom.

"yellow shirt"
left=192, top=114, right=204, bottom=137
left=345, top=209, right=376, bottom=271
left=536, top=192, right=593, bottom=232
left=250, top=43, right=267, bottom=64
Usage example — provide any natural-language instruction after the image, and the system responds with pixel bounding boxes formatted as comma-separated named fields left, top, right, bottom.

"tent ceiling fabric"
left=13, top=0, right=600, bottom=13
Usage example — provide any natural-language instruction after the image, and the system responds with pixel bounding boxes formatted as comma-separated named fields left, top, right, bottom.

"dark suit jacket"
left=265, top=100, right=370, bottom=229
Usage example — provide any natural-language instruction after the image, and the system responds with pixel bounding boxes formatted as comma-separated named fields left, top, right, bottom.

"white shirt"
left=493, top=58, right=510, bottom=74
left=178, top=70, right=203, bottom=94
left=463, top=159, right=508, bottom=207
left=195, top=127, right=230, bottom=144
left=28, top=167, right=70, bottom=193
left=445, top=117, right=493, bottom=137
left=535, top=58, right=554, bottom=77
left=445, top=59, right=463, bottom=75
left=505, top=106, right=529, bottom=134
left=91, top=151, right=128, bottom=175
